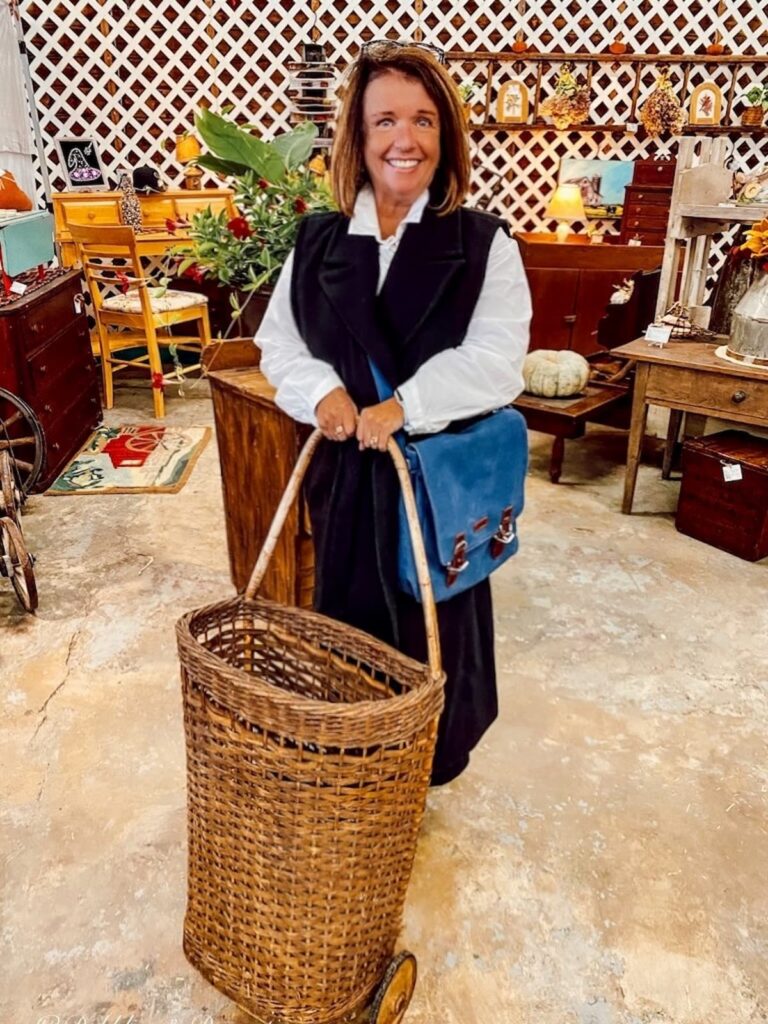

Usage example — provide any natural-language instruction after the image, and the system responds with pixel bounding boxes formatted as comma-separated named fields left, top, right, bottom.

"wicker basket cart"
left=176, top=429, right=446, bottom=1024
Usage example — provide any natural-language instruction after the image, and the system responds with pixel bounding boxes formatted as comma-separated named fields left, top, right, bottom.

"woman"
left=258, top=42, right=531, bottom=785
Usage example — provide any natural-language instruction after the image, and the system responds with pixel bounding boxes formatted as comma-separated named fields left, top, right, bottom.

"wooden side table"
left=513, top=383, right=630, bottom=482
left=612, top=338, right=768, bottom=513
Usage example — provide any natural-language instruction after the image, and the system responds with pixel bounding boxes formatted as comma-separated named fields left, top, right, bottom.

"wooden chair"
left=69, top=223, right=212, bottom=418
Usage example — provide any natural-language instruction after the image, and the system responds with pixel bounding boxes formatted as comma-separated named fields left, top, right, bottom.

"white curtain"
left=0, top=0, right=36, bottom=203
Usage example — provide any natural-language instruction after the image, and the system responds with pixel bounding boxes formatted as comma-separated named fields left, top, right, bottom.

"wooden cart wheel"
left=0, top=450, right=19, bottom=524
left=370, top=952, right=417, bottom=1024
left=0, top=387, right=45, bottom=496
left=0, top=516, right=38, bottom=613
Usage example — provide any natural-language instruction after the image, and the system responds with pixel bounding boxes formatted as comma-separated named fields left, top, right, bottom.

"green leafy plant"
left=742, top=83, right=768, bottom=111
left=175, top=110, right=335, bottom=299
left=457, top=81, right=476, bottom=103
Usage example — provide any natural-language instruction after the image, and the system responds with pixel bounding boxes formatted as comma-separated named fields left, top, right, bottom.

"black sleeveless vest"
left=290, top=204, right=507, bottom=643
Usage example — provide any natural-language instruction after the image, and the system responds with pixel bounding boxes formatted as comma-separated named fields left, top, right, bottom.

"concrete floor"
left=3, top=381, right=767, bottom=1024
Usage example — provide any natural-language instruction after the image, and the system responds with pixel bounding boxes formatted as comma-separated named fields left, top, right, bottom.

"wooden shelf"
left=471, top=122, right=768, bottom=135
left=447, top=50, right=768, bottom=65
left=677, top=203, right=767, bottom=222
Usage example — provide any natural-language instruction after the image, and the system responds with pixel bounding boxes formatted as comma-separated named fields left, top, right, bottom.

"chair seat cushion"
left=102, top=289, right=208, bottom=314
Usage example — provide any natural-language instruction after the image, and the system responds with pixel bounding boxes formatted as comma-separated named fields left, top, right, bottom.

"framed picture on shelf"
left=54, top=136, right=109, bottom=191
left=688, top=81, right=722, bottom=126
left=558, top=157, right=634, bottom=219
left=496, top=79, right=529, bottom=123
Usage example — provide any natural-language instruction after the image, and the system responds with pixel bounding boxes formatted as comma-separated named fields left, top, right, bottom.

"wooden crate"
left=676, top=430, right=768, bottom=562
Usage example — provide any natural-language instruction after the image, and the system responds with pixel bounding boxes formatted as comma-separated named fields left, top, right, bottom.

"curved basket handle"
left=245, top=429, right=442, bottom=681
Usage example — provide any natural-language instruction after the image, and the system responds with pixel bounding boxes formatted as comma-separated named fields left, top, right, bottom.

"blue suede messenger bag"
left=369, top=360, right=528, bottom=603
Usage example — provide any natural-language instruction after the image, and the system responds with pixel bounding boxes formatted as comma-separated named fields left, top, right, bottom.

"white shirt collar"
left=348, top=185, right=430, bottom=244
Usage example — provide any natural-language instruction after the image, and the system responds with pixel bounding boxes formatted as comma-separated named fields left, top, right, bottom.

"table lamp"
left=175, top=132, right=203, bottom=191
left=546, top=183, right=586, bottom=243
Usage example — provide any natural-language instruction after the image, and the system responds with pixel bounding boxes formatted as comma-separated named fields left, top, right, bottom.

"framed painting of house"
left=558, top=156, right=634, bottom=218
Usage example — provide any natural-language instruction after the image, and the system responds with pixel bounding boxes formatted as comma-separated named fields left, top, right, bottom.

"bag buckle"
left=491, top=506, right=515, bottom=558
left=445, top=534, right=469, bottom=587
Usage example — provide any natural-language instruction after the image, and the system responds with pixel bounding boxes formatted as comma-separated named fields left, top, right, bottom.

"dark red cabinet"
left=515, top=232, right=665, bottom=356
left=0, top=270, right=102, bottom=489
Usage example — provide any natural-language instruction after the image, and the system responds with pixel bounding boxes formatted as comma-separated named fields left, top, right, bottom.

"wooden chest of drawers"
left=619, top=184, right=673, bottom=245
left=0, top=270, right=102, bottom=489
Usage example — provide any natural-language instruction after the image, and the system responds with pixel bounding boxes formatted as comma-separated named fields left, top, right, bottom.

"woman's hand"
left=356, top=398, right=405, bottom=452
left=315, top=387, right=358, bottom=441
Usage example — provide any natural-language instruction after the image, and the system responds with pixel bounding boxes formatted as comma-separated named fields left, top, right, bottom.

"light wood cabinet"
left=205, top=344, right=314, bottom=604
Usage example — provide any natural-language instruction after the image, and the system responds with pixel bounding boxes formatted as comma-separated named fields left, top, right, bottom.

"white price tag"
left=645, top=323, right=672, bottom=346
left=722, top=462, right=743, bottom=482
left=9, top=280, right=27, bottom=295
left=625, top=122, right=639, bottom=134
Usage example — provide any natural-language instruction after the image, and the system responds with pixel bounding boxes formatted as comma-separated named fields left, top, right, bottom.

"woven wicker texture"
left=177, top=597, right=443, bottom=1023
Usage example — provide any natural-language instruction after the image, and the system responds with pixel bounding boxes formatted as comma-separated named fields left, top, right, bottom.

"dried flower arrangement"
left=540, top=64, right=591, bottom=130
left=639, top=72, right=684, bottom=137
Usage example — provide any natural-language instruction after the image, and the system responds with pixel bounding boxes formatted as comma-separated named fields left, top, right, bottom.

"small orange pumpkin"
left=511, top=31, right=528, bottom=54
left=609, top=36, right=627, bottom=55
left=175, top=133, right=202, bottom=165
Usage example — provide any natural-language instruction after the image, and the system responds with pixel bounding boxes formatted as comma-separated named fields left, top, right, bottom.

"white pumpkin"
left=522, top=349, right=590, bottom=398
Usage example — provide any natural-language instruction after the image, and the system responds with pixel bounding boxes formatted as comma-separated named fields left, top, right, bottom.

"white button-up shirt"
left=257, top=186, right=531, bottom=434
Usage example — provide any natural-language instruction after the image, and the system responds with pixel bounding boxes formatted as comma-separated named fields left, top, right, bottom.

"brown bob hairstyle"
left=330, top=42, right=471, bottom=217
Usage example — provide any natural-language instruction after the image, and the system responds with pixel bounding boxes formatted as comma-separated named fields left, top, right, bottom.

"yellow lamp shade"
left=546, top=182, right=586, bottom=242
left=546, top=182, right=586, bottom=221
left=175, top=133, right=201, bottom=165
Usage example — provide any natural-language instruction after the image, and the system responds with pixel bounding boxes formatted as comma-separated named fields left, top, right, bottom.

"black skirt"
left=306, top=443, right=498, bottom=786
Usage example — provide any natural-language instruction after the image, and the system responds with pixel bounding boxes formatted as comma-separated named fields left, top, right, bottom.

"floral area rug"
left=47, top=424, right=211, bottom=495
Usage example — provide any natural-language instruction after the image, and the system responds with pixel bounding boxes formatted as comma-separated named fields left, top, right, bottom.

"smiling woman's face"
left=362, top=69, right=440, bottom=209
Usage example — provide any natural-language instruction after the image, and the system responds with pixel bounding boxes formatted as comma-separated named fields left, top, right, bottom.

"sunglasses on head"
left=360, top=39, right=446, bottom=65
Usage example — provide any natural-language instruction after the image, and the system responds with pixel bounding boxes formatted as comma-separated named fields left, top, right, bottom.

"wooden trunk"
left=205, top=342, right=314, bottom=603
left=676, top=430, right=768, bottom=562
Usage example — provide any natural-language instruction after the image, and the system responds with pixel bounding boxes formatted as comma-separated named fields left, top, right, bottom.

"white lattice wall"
left=19, top=0, right=768, bottom=280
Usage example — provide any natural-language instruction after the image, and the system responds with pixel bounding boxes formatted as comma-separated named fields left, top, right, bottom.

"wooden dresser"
left=52, top=188, right=237, bottom=267
left=619, top=159, right=676, bottom=246
left=204, top=342, right=313, bottom=604
left=0, top=270, right=102, bottom=489
left=515, top=233, right=665, bottom=355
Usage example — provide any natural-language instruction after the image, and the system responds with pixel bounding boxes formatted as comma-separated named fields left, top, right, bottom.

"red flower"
left=116, top=271, right=131, bottom=294
left=258, top=178, right=270, bottom=189
left=294, top=197, right=307, bottom=215
left=227, top=216, right=252, bottom=239
left=183, top=264, right=205, bottom=283
left=165, top=218, right=178, bottom=234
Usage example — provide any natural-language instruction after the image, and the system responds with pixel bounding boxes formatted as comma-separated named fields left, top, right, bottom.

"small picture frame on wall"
left=54, top=135, right=109, bottom=191
left=496, top=79, right=529, bottom=124
left=688, top=81, right=722, bottom=126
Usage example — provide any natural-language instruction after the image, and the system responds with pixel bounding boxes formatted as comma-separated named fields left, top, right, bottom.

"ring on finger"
left=334, top=425, right=345, bottom=437
left=369, top=436, right=379, bottom=447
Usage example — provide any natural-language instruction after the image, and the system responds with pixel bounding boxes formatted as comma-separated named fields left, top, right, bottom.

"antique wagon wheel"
left=0, top=450, right=19, bottom=526
left=0, top=387, right=45, bottom=497
left=369, top=952, right=418, bottom=1024
left=0, top=516, right=38, bottom=613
